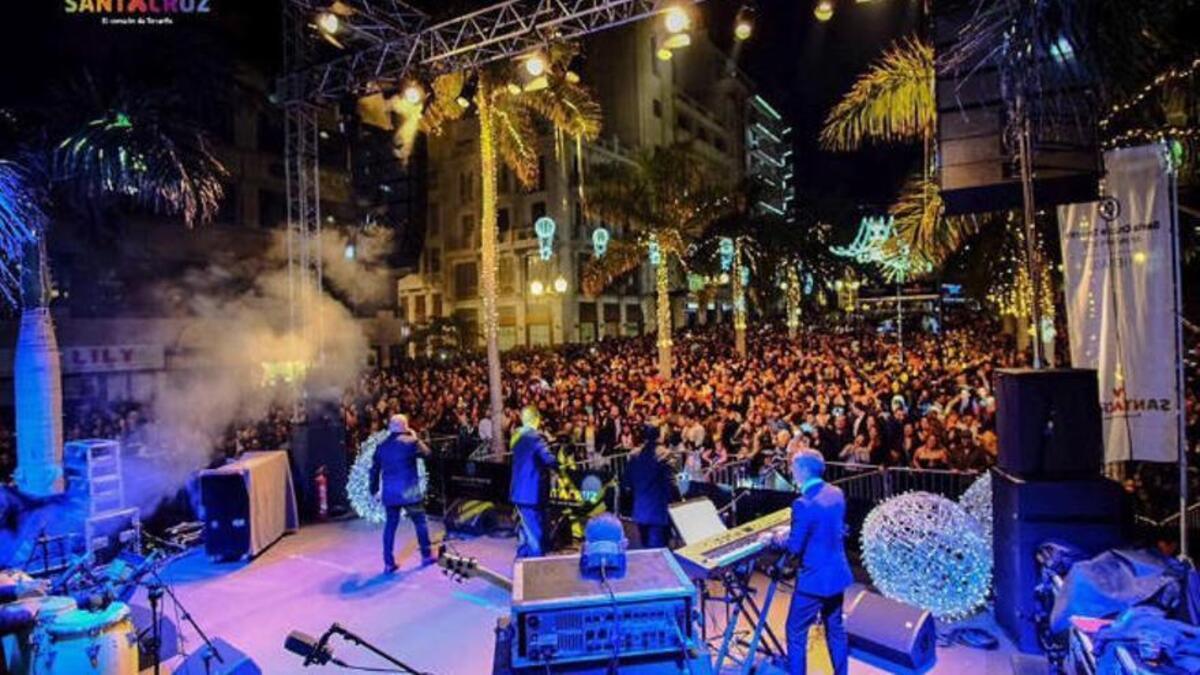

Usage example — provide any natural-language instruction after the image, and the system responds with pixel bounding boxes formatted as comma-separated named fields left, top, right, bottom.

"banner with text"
left=1058, top=144, right=1182, bottom=463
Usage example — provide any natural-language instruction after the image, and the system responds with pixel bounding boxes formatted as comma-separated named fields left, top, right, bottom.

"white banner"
left=1058, top=144, right=1183, bottom=463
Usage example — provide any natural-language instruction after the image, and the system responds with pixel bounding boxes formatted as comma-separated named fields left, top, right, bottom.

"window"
left=499, top=166, right=512, bottom=194
left=398, top=296, right=409, bottom=320
left=535, top=156, right=547, bottom=192
left=415, top=295, right=427, bottom=322
left=428, top=203, right=441, bottom=237
left=498, top=207, right=511, bottom=241
left=432, top=294, right=442, bottom=317
left=652, top=99, right=662, bottom=118
left=460, top=213, right=475, bottom=248
left=529, top=202, right=547, bottom=237
left=459, top=170, right=475, bottom=202
left=454, top=262, right=479, bottom=300
left=428, top=248, right=442, bottom=274
left=499, top=257, right=515, bottom=294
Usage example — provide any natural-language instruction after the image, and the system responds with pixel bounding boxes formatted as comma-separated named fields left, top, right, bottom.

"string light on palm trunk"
left=813, top=0, right=834, bottom=22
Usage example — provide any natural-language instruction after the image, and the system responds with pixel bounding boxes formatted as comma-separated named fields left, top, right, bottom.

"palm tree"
left=582, top=145, right=732, bottom=378
left=411, top=45, right=601, bottom=453
left=2, top=85, right=226, bottom=495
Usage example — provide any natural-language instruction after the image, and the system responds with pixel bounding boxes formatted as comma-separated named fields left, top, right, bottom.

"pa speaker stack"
left=992, top=369, right=1127, bottom=653
left=933, top=1, right=1100, bottom=215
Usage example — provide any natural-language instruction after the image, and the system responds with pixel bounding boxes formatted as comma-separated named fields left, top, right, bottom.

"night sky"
left=3, top=0, right=923, bottom=220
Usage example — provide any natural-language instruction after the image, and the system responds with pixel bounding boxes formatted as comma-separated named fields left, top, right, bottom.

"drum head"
left=17, top=595, right=76, bottom=618
left=47, top=603, right=130, bottom=639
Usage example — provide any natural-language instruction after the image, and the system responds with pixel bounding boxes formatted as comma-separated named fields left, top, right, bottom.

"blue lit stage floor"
left=142, top=518, right=1019, bottom=674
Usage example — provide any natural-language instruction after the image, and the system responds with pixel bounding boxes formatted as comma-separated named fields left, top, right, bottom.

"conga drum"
left=31, top=602, right=137, bottom=675
left=2, top=596, right=77, bottom=674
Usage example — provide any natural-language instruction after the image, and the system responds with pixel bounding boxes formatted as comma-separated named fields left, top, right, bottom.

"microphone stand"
left=325, top=623, right=428, bottom=675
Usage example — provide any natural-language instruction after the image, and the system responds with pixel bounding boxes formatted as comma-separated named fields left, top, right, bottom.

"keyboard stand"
left=711, top=555, right=789, bottom=674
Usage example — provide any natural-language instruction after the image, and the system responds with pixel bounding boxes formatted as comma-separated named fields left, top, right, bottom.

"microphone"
left=285, top=631, right=332, bottom=666
left=52, top=552, right=94, bottom=593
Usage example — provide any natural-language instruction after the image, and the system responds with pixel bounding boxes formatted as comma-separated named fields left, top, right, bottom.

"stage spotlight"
left=457, top=75, right=478, bottom=109
left=524, top=52, right=547, bottom=78
left=316, top=11, right=340, bottom=35
left=734, top=5, right=755, bottom=41
left=814, top=0, right=834, bottom=22
left=663, top=5, right=691, bottom=34
left=402, top=81, right=424, bottom=105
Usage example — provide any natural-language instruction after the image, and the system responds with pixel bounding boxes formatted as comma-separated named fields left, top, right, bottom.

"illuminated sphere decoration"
left=958, top=472, right=994, bottom=548
left=861, top=492, right=992, bottom=619
left=347, top=430, right=426, bottom=523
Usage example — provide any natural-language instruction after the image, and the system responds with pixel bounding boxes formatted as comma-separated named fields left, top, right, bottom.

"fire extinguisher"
left=315, top=466, right=329, bottom=520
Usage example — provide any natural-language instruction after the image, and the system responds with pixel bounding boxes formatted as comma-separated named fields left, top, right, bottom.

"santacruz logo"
left=65, top=0, right=211, bottom=15
left=1102, top=385, right=1172, bottom=417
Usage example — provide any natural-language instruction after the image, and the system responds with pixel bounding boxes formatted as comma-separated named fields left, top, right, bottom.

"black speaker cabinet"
left=199, top=472, right=251, bottom=561
left=290, top=421, right=349, bottom=519
left=933, top=1, right=1099, bottom=215
left=992, top=469, right=1126, bottom=653
left=844, top=587, right=937, bottom=671
left=996, top=368, right=1103, bottom=479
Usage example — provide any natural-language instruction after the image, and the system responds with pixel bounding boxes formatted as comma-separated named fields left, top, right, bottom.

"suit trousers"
left=787, top=590, right=848, bottom=675
left=637, top=524, right=668, bottom=549
left=515, top=504, right=546, bottom=559
left=383, top=504, right=432, bottom=566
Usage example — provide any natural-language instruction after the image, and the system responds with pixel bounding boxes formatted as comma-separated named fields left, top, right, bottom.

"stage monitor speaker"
left=933, top=1, right=1099, bottom=215
left=173, top=637, right=261, bottom=675
left=290, top=421, right=349, bottom=519
left=844, top=586, right=937, bottom=671
left=992, top=469, right=1126, bottom=653
left=996, top=368, right=1103, bottom=479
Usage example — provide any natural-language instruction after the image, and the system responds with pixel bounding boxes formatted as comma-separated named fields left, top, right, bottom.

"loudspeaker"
left=844, top=586, right=937, bottom=671
left=933, top=1, right=1099, bottom=215
left=992, top=469, right=1126, bottom=653
left=199, top=472, right=251, bottom=560
left=996, top=369, right=1103, bottom=479
left=290, top=421, right=349, bottom=519
left=174, top=637, right=261, bottom=674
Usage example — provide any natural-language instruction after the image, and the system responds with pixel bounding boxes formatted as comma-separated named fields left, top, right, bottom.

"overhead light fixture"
left=316, top=11, right=340, bottom=35
left=734, top=4, right=755, bottom=41
left=814, top=0, right=834, bottom=22
left=664, top=5, right=691, bottom=34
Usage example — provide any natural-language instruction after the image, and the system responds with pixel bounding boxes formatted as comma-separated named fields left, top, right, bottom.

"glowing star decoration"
left=718, top=237, right=735, bottom=272
left=535, top=216, right=556, bottom=261
left=647, top=234, right=662, bottom=266
left=348, top=430, right=428, bottom=523
left=592, top=226, right=610, bottom=258
left=861, top=492, right=992, bottom=619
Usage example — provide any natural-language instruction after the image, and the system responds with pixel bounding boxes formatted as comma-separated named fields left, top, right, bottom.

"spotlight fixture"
left=663, top=5, right=691, bottom=34
left=402, top=81, right=424, bottom=105
left=316, top=11, right=340, bottom=35
left=814, top=0, right=834, bottom=22
left=524, top=52, right=547, bottom=77
left=734, top=5, right=755, bottom=41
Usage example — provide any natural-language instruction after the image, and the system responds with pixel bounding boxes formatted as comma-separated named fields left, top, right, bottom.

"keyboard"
left=673, top=507, right=791, bottom=575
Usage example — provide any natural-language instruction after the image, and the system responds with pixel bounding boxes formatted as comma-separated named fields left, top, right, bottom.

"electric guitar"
left=436, top=546, right=513, bottom=592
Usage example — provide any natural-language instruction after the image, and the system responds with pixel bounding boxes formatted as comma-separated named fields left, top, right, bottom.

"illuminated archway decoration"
left=535, top=216, right=556, bottom=260
left=348, top=430, right=428, bottom=523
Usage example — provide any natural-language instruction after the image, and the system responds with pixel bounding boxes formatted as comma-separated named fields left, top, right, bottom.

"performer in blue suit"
left=370, top=414, right=434, bottom=573
left=623, top=423, right=676, bottom=548
left=509, top=406, right=558, bottom=558
left=766, top=447, right=854, bottom=675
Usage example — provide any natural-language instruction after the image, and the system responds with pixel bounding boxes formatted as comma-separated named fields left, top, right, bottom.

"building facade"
left=745, top=94, right=794, bottom=222
left=397, top=20, right=750, bottom=350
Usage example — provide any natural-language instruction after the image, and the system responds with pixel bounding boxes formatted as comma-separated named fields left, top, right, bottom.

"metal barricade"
left=885, top=467, right=979, bottom=500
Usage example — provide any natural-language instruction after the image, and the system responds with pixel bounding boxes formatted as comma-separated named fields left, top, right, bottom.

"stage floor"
left=145, top=517, right=1020, bottom=674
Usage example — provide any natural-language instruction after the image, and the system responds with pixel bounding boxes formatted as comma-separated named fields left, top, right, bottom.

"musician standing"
left=767, top=448, right=854, bottom=675
left=623, top=423, right=675, bottom=548
left=509, top=406, right=558, bottom=558
left=370, top=414, right=434, bottom=573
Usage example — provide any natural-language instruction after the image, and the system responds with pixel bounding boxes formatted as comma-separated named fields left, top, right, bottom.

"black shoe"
left=420, top=554, right=437, bottom=567
left=384, top=563, right=399, bottom=574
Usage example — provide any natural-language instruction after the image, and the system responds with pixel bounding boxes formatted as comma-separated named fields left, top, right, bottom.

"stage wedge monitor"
left=844, top=586, right=937, bottom=671
left=933, top=1, right=1100, bottom=215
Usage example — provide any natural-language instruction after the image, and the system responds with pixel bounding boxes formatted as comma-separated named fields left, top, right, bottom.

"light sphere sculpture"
left=959, top=472, right=994, bottom=547
left=861, top=491, right=992, bottom=620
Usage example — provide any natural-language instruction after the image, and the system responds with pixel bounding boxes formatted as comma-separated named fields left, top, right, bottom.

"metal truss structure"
left=280, top=0, right=698, bottom=362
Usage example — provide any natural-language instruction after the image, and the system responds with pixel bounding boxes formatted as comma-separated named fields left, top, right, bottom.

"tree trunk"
left=477, top=84, right=506, bottom=455
left=655, top=259, right=672, bottom=380
left=732, top=241, right=747, bottom=356
left=15, top=238, right=64, bottom=495
left=786, top=266, right=801, bottom=338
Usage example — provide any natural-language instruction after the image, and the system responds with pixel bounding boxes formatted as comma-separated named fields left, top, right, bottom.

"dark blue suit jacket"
left=509, top=428, right=557, bottom=506
left=369, top=432, right=430, bottom=507
left=624, top=442, right=675, bottom=526
left=787, top=480, right=854, bottom=597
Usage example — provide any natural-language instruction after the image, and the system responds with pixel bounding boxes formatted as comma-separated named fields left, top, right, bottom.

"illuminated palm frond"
left=581, top=239, right=642, bottom=296
left=0, top=160, right=47, bottom=307
left=888, top=171, right=980, bottom=268
left=419, top=71, right=468, bottom=136
left=820, top=37, right=934, bottom=152
left=53, top=104, right=227, bottom=227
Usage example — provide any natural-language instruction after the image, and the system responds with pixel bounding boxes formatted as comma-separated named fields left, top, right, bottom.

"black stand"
left=316, top=623, right=429, bottom=674
left=151, top=569, right=224, bottom=673
left=711, top=556, right=788, bottom=675
left=143, top=581, right=165, bottom=675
